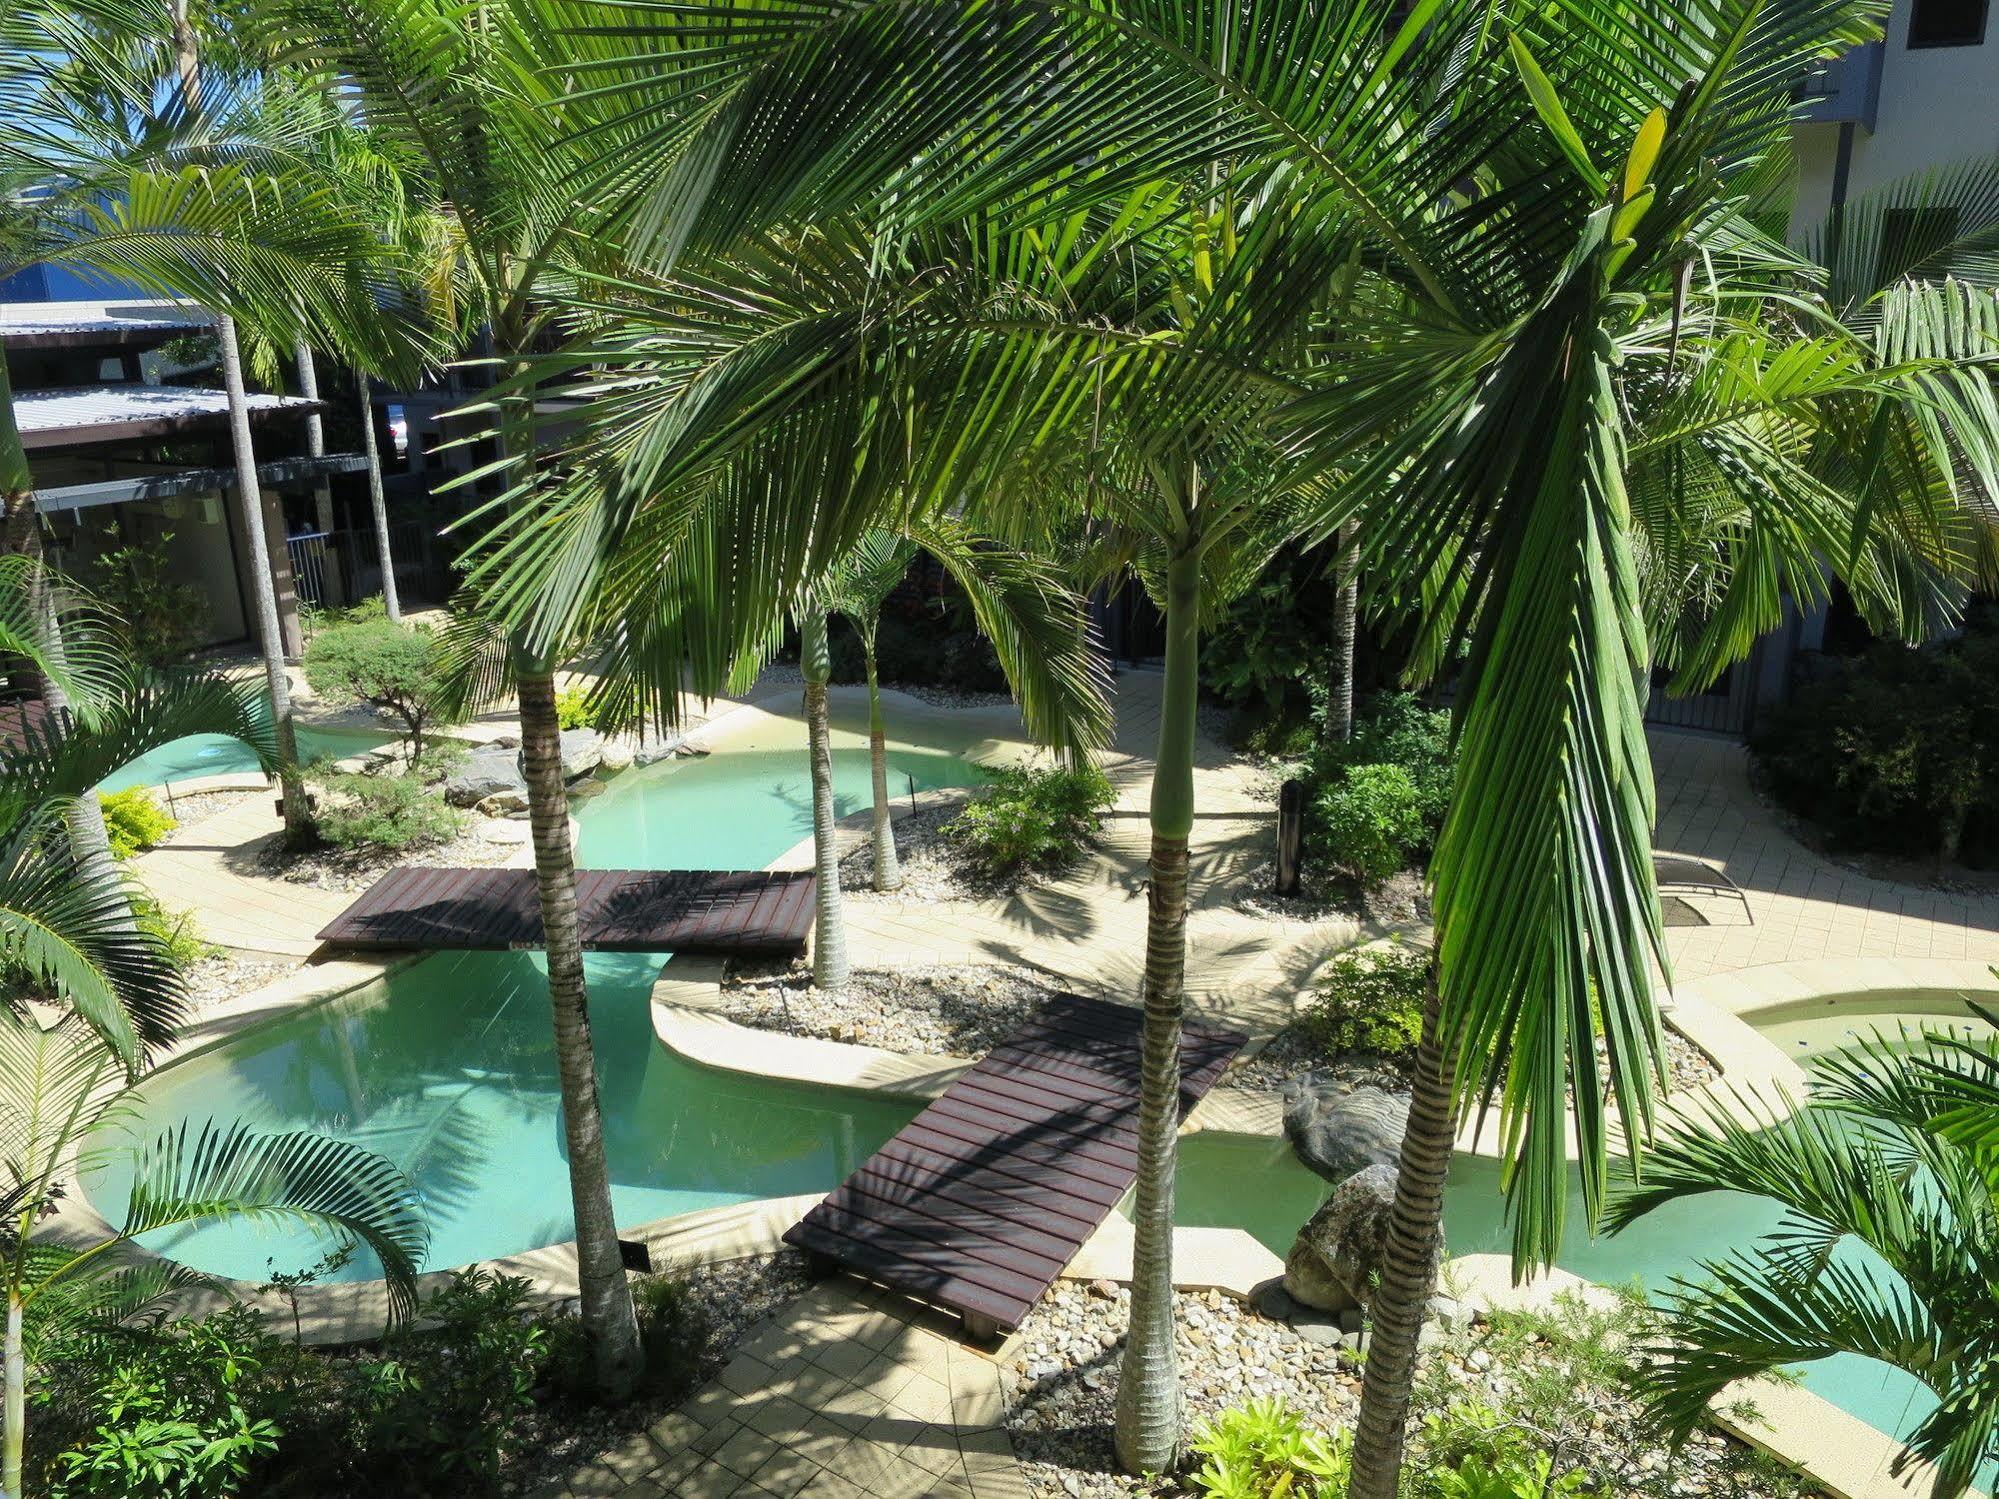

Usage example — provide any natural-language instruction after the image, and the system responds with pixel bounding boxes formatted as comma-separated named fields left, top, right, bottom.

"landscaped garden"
left=5, top=0, right=1999, bottom=1495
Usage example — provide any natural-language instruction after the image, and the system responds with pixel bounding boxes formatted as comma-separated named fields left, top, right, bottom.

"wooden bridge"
left=785, top=993, right=1244, bottom=1337
left=315, top=866, right=817, bottom=958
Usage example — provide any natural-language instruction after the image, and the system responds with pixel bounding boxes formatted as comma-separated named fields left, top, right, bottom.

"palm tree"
left=818, top=532, right=919, bottom=895
left=0, top=1008, right=426, bottom=1497
left=1605, top=1024, right=1999, bottom=1496
left=238, top=0, right=697, bottom=1394
left=1, top=560, right=279, bottom=1071
left=796, top=522, right=1110, bottom=977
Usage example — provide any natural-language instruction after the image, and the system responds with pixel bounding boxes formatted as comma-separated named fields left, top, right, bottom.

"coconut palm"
left=0, top=1007, right=426, bottom=1498
left=1605, top=1024, right=1999, bottom=1496
left=3, top=0, right=417, bottom=847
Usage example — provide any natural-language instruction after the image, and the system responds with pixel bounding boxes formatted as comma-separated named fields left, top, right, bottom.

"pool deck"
left=108, top=668, right=1999, bottom=1499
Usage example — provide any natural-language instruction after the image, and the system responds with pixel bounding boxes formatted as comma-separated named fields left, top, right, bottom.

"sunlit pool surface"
left=98, top=724, right=392, bottom=792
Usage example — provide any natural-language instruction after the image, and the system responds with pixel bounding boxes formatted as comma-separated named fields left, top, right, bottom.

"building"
left=1644, top=0, right=1999, bottom=736
left=2, top=293, right=455, bottom=658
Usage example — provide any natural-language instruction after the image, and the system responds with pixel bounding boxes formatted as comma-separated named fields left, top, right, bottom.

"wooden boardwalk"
left=315, top=866, right=817, bottom=957
left=784, top=993, right=1244, bottom=1336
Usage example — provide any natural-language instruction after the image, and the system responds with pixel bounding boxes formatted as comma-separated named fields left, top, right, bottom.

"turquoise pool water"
left=98, top=723, right=391, bottom=792
left=88, top=710, right=988, bottom=1281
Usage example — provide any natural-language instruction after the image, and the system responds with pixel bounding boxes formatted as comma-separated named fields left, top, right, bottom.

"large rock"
left=446, top=750, right=527, bottom=809
left=1283, top=1078, right=1409, bottom=1184
left=1283, top=1164, right=1422, bottom=1313
left=558, top=728, right=603, bottom=780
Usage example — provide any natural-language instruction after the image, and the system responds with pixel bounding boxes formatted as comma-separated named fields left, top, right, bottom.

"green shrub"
left=1310, top=691, right=1455, bottom=832
left=554, top=685, right=593, bottom=730
left=1752, top=629, right=1999, bottom=865
left=302, top=618, right=457, bottom=764
left=537, top=1271, right=713, bottom=1406
left=97, top=787, right=176, bottom=859
left=132, top=893, right=216, bottom=970
left=347, top=1270, right=546, bottom=1489
left=312, top=772, right=465, bottom=852
left=1420, top=1402, right=1596, bottom=1498
left=1297, top=944, right=1431, bottom=1062
left=1189, top=1397, right=1349, bottom=1497
left=85, top=531, right=209, bottom=666
left=1311, top=762, right=1426, bottom=887
left=40, top=1308, right=279, bottom=1499
left=945, top=763, right=1116, bottom=877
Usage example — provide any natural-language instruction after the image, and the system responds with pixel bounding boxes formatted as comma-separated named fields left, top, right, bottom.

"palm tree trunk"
left=356, top=374, right=402, bottom=622
left=1328, top=528, right=1357, bottom=744
left=1345, top=976, right=1456, bottom=1499
left=517, top=668, right=642, bottom=1399
left=1114, top=547, right=1200, bottom=1476
left=800, top=609, right=850, bottom=990
left=864, top=633, right=901, bottom=893
left=217, top=318, right=312, bottom=845
left=293, top=339, right=337, bottom=548
left=4, top=1291, right=23, bottom=1499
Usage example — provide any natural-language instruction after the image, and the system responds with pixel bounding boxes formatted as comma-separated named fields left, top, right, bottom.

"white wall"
left=1791, top=0, right=1999, bottom=235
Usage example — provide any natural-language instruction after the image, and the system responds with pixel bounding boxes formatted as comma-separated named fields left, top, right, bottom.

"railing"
left=332, top=519, right=449, bottom=606
left=286, top=531, right=332, bottom=608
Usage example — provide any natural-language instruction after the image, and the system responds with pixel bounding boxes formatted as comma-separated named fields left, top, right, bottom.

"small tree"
left=302, top=617, right=455, bottom=766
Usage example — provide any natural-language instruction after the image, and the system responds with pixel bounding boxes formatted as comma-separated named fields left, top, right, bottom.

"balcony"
left=1793, top=41, right=1883, bottom=130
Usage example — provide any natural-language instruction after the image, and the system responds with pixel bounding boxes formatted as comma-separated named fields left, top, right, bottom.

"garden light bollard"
left=1277, top=778, right=1305, bottom=897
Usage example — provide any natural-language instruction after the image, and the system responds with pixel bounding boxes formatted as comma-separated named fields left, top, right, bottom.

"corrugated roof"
left=0, top=298, right=210, bottom=342
left=15, top=384, right=316, bottom=448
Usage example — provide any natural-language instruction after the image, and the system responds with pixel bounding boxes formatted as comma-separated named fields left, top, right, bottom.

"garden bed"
left=719, top=961, right=1066, bottom=1057
left=1004, top=1281, right=1817, bottom=1499
left=258, top=817, right=521, bottom=893
left=837, top=799, right=1021, bottom=904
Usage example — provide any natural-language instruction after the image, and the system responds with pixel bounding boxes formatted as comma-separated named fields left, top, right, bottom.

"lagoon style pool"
left=85, top=700, right=1969, bottom=1470
left=98, top=723, right=393, bottom=792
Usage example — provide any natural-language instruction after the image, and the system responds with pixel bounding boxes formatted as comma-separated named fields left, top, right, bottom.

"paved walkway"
left=546, top=1282, right=1026, bottom=1499
left=130, top=792, right=351, bottom=956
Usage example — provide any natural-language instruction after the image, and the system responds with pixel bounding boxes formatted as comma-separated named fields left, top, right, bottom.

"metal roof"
left=15, top=384, right=318, bottom=450
left=0, top=298, right=210, bottom=347
left=36, top=453, right=369, bottom=515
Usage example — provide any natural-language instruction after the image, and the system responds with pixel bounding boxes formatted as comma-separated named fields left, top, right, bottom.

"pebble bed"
left=721, top=962, right=1066, bottom=1057
left=1233, top=860, right=1431, bottom=929
left=262, top=819, right=519, bottom=893
left=1228, top=1004, right=1724, bottom=1096
left=182, top=953, right=296, bottom=1020
left=838, top=800, right=1019, bottom=906
left=1005, top=1281, right=1812, bottom=1499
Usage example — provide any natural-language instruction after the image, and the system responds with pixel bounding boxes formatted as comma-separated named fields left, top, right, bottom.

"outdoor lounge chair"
left=1652, top=853, right=1753, bottom=925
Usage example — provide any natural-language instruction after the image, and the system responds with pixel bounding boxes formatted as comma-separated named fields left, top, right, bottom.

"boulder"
left=558, top=727, right=603, bottom=781
left=599, top=739, right=635, bottom=775
left=477, top=789, right=530, bottom=816
left=1283, top=1078, right=1408, bottom=1184
left=1283, top=1163, right=1421, bottom=1314
left=446, top=750, right=527, bottom=809
left=635, top=734, right=692, bottom=768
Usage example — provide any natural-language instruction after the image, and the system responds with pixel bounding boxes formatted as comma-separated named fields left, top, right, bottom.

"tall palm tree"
left=239, top=0, right=704, bottom=1394
left=1, top=1008, right=426, bottom=1497
left=1605, top=1024, right=1999, bottom=1496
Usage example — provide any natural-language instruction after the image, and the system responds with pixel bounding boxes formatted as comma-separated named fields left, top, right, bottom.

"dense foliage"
left=945, top=763, right=1117, bottom=877
left=97, top=788, right=176, bottom=859
left=826, top=567, right=1009, bottom=695
left=28, top=1269, right=714, bottom=1498
left=1751, top=626, right=1999, bottom=866
left=1300, top=693, right=1455, bottom=887
left=310, top=770, right=466, bottom=852
left=83, top=533, right=209, bottom=667
left=1296, top=945, right=1433, bottom=1066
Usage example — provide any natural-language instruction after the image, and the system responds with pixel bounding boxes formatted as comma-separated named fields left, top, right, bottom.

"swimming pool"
left=87, top=706, right=991, bottom=1281
left=98, top=723, right=392, bottom=792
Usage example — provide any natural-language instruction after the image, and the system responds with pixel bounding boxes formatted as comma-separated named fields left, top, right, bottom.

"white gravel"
left=721, top=962, right=1065, bottom=1057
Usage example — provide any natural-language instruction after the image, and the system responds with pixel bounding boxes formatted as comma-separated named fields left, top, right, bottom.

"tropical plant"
left=96, top=789, right=177, bottom=860
left=1296, top=947, right=1434, bottom=1068
left=1189, top=1398, right=1350, bottom=1498
left=820, top=532, right=920, bottom=892
left=1606, top=1023, right=1999, bottom=1496
left=947, top=763, right=1118, bottom=879
left=0, top=1009, right=426, bottom=1497
left=1, top=580, right=276, bottom=1067
left=1311, top=764, right=1426, bottom=888
left=392, top=0, right=1998, bottom=1477
left=310, top=771, right=466, bottom=852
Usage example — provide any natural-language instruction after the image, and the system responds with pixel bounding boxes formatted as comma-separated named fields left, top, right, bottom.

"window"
left=1909, top=0, right=1987, bottom=47
left=1876, top=204, right=1963, bottom=285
